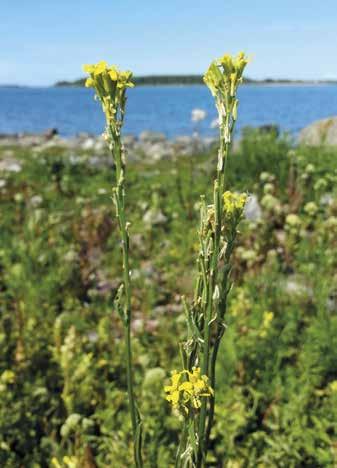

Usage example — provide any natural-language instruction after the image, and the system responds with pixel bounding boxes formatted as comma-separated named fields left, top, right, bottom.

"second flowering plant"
left=168, top=52, right=249, bottom=467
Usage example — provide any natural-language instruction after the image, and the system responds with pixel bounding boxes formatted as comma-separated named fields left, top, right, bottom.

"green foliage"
left=0, top=131, right=336, bottom=466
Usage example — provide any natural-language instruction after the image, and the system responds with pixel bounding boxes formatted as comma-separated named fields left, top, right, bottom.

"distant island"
left=54, top=76, right=337, bottom=87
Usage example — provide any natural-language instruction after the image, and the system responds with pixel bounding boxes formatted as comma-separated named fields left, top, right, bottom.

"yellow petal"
left=179, top=381, right=193, bottom=393
left=109, top=68, right=118, bottom=81
left=171, top=390, right=180, bottom=405
left=94, top=60, right=108, bottom=76
left=171, top=373, right=181, bottom=388
left=51, top=458, right=62, bottom=468
left=83, top=64, right=95, bottom=73
left=85, top=78, right=94, bottom=88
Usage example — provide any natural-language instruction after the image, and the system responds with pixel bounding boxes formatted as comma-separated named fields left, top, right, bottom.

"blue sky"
left=1, top=0, right=337, bottom=85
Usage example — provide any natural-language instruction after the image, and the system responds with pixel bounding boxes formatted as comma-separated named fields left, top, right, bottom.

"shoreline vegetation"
left=1, top=126, right=337, bottom=466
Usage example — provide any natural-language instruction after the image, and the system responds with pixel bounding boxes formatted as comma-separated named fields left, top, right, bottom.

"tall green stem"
left=177, top=52, right=249, bottom=468
left=205, top=230, right=235, bottom=449
left=112, top=132, right=142, bottom=468
left=197, top=126, right=229, bottom=458
left=83, top=62, right=141, bottom=466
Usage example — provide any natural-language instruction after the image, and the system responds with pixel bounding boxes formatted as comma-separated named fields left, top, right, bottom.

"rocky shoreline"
left=0, top=129, right=218, bottom=162
left=1, top=116, right=337, bottom=164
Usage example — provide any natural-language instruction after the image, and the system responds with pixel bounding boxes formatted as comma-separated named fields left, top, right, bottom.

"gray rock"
left=144, top=142, right=174, bottom=161
left=143, top=208, right=167, bottom=225
left=203, top=137, right=217, bottom=150
left=88, top=155, right=113, bottom=168
left=174, top=135, right=194, bottom=147
left=0, top=130, right=217, bottom=165
left=320, top=193, right=334, bottom=206
left=244, top=194, right=262, bottom=221
left=29, top=195, right=43, bottom=207
left=173, top=135, right=211, bottom=156
left=299, top=116, right=337, bottom=146
left=283, top=276, right=313, bottom=298
left=123, top=134, right=137, bottom=147
left=327, top=290, right=337, bottom=312
left=0, top=160, right=22, bottom=172
left=93, top=139, right=107, bottom=152
left=139, top=131, right=166, bottom=143
left=76, top=132, right=92, bottom=140
left=81, top=138, right=96, bottom=150
left=153, top=304, right=184, bottom=315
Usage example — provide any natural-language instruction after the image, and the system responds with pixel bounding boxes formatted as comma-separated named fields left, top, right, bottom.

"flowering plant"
left=84, top=61, right=142, bottom=468
left=171, top=52, right=249, bottom=467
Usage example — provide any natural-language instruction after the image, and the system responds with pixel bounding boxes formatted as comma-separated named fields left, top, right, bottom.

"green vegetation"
left=1, top=127, right=337, bottom=467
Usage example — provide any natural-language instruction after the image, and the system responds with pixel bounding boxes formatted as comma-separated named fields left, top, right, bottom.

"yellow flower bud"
left=223, top=191, right=247, bottom=216
left=85, top=77, right=94, bottom=88
left=109, top=67, right=118, bottom=81
left=82, top=60, right=134, bottom=126
left=93, top=60, right=108, bottom=76
left=83, top=64, right=95, bottom=73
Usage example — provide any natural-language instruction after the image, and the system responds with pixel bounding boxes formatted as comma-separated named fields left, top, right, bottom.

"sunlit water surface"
left=1, top=84, right=337, bottom=137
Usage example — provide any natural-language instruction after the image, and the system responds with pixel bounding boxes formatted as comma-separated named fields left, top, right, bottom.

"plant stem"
left=205, top=232, right=235, bottom=449
left=111, top=130, right=142, bottom=467
left=197, top=131, right=230, bottom=467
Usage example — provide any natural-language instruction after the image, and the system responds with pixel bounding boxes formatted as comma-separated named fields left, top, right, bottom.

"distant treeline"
left=54, top=76, right=337, bottom=87
left=55, top=75, right=256, bottom=87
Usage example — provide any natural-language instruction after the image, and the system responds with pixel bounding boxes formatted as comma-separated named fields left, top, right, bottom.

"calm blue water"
left=0, top=84, right=337, bottom=138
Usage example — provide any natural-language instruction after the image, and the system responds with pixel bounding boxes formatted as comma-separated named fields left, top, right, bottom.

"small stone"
left=123, top=134, right=137, bottom=146
left=82, top=138, right=95, bottom=150
left=0, top=161, right=22, bottom=172
left=139, top=131, right=166, bottom=143
left=283, top=276, right=313, bottom=298
left=30, top=195, right=43, bottom=207
left=320, top=193, right=334, bottom=206
left=143, top=209, right=167, bottom=225
left=244, top=194, right=262, bottom=221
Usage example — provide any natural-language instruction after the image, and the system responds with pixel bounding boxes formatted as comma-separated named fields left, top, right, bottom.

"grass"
left=0, top=129, right=336, bottom=467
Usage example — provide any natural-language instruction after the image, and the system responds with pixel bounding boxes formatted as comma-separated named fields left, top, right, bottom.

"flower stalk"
left=167, top=52, right=249, bottom=468
left=83, top=61, right=142, bottom=467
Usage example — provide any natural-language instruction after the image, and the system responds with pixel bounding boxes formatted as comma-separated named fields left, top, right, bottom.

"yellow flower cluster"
left=329, top=381, right=337, bottom=393
left=0, top=369, right=15, bottom=384
left=259, top=311, right=274, bottom=338
left=223, top=191, right=247, bottom=216
left=164, top=367, right=213, bottom=414
left=51, top=456, right=78, bottom=468
left=83, top=61, right=134, bottom=90
left=82, top=61, right=134, bottom=124
left=204, top=52, right=249, bottom=98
